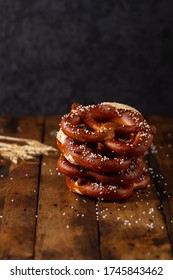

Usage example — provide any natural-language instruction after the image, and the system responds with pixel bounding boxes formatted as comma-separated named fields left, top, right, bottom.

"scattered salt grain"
left=17, top=126, right=23, bottom=132
left=50, top=130, right=57, bottom=136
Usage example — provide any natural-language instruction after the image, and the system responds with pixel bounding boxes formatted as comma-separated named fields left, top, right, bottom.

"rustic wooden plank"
left=1, top=115, right=172, bottom=260
left=147, top=115, right=173, bottom=253
left=35, top=117, right=99, bottom=260
left=97, top=177, right=172, bottom=259
left=0, top=116, right=44, bottom=259
left=97, top=115, right=173, bottom=260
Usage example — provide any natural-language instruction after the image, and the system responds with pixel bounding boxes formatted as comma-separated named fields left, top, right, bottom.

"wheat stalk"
left=0, top=135, right=57, bottom=164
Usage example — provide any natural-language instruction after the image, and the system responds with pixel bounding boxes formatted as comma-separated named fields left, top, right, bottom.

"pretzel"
left=105, top=130, right=155, bottom=156
left=60, top=102, right=155, bottom=157
left=57, top=155, right=145, bottom=186
left=57, top=129, right=132, bottom=172
left=65, top=171, right=150, bottom=201
left=61, top=102, right=140, bottom=143
left=56, top=102, right=155, bottom=201
left=60, top=113, right=114, bottom=143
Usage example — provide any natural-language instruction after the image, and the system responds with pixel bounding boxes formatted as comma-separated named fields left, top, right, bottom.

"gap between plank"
left=32, top=117, right=46, bottom=259
left=148, top=151, right=173, bottom=255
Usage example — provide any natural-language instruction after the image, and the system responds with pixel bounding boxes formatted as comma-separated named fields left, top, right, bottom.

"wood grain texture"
left=97, top=171, right=172, bottom=260
left=0, top=116, right=44, bottom=259
left=147, top=116, right=173, bottom=253
left=34, top=117, right=99, bottom=260
left=0, top=115, right=173, bottom=260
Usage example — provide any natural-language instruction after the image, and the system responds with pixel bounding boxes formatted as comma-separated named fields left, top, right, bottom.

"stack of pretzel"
left=56, top=102, right=156, bottom=200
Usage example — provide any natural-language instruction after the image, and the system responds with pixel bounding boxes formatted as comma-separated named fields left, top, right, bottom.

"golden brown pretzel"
left=57, top=129, right=132, bottom=172
left=77, top=103, right=143, bottom=130
left=104, top=130, right=155, bottom=156
left=57, top=155, right=145, bottom=186
left=60, top=102, right=155, bottom=157
left=65, top=171, right=150, bottom=201
left=78, top=103, right=155, bottom=156
left=60, top=106, right=115, bottom=143
left=61, top=103, right=141, bottom=143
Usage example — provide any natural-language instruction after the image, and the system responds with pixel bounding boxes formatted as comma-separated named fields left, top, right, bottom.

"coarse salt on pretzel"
left=65, top=171, right=150, bottom=201
left=57, top=155, right=145, bottom=186
left=60, top=104, right=115, bottom=143
left=57, top=129, right=132, bottom=172
left=77, top=102, right=155, bottom=156
left=61, top=102, right=140, bottom=143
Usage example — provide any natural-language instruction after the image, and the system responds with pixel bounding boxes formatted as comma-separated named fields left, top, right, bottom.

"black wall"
left=0, top=0, right=173, bottom=115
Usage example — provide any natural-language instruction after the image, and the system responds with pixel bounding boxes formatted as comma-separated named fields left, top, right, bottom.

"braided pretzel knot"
left=61, top=102, right=155, bottom=156
left=57, top=102, right=155, bottom=200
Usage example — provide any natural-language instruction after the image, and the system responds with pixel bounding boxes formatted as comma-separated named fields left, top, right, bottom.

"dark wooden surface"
left=0, top=115, right=173, bottom=260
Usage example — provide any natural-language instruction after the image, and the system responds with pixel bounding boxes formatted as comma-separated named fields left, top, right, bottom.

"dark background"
left=0, top=0, right=173, bottom=116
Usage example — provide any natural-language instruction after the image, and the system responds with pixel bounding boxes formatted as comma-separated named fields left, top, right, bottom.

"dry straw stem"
left=0, top=135, right=57, bottom=164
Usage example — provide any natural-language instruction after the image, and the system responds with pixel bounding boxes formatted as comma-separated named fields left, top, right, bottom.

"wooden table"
left=0, top=116, right=173, bottom=260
